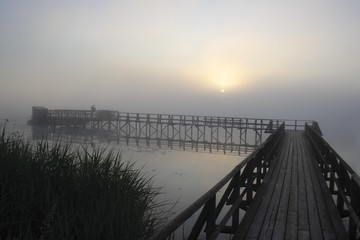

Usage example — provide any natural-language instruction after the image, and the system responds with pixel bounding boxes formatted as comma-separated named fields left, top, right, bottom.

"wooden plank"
left=297, top=132, right=311, bottom=240
left=232, top=132, right=289, bottom=239
left=232, top=131, right=348, bottom=240
left=254, top=132, right=297, bottom=240
left=250, top=132, right=292, bottom=239
left=271, top=131, right=294, bottom=240
left=285, top=131, right=299, bottom=240
left=300, top=133, right=324, bottom=240
left=303, top=135, right=348, bottom=239
left=302, top=133, right=337, bottom=239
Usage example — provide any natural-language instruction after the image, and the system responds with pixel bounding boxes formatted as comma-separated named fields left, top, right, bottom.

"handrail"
left=305, top=123, right=360, bottom=239
left=148, top=123, right=285, bottom=240
left=46, top=109, right=312, bottom=131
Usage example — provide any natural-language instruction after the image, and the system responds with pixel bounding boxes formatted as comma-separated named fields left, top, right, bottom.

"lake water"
left=3, top=117, right=247, bottom=238
left=4, top=116, right=360, bottom=239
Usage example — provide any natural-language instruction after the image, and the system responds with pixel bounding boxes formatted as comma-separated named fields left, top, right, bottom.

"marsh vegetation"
left=0, top=126, right=168, bottom=239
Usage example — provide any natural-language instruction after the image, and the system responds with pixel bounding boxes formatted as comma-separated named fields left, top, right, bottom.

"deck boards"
left=232, top=131, right=348, bottom=240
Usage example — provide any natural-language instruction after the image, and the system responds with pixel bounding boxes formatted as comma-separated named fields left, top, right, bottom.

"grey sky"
left=0, top=1, right=359, bottom=168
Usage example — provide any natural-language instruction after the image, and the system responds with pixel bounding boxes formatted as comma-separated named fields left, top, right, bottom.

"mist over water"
left=2, top=117, right=244, bottom=226
left=1, top=1, right=360, bottom=238
left=3, top=111, right=358, bottom=239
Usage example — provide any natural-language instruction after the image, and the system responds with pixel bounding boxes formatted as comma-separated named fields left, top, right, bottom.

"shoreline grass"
left=0, top=125, right=168, bottom=239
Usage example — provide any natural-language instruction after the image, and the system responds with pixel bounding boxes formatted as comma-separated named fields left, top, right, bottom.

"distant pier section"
left=30, top=106, right=317, bottom=154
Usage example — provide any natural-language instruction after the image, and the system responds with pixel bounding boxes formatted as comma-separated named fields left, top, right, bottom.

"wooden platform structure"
left=29, top=107, right=360, bottom=239
left=30, top=107, right=313, bottom=155
left=150, top=123, right=360, bottom=240
left=233, top=131, right=347, bottom=239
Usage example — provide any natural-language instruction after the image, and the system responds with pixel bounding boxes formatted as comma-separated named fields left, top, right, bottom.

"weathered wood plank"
left=297, top=133, right=311, bottom=240
left=300, top=133, right=324, bottom=240
left=268, top=132, right=294, bottom=240
left=251, top=132, right=292, bottom=239
left=256, top=132, right=299, bottom=240
left=285, top=131, right=299, bottom=240
left=232, top=132, right=289, bottom=239
left=233, top=131, right=348, bottom=240
left=303, top=134, right=348, bottom=240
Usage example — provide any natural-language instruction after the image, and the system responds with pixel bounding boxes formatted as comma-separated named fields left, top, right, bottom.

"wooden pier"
left=30, top=107, right=360, bottom=239
left=149, top=123, right=360, bottom=240
left=233, top=130, right=347, bottom=239
left=30, top=107, right=314, bottom=154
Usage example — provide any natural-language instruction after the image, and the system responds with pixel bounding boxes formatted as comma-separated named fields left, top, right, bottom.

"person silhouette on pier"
left=90, top=105, right=96, bottom=118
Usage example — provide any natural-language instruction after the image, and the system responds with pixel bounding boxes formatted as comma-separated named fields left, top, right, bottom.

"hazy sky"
left=0, top=1, right=359, bottom=164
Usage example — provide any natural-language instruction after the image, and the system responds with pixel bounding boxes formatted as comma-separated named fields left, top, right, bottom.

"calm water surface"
left=5, top=116, right=360, bottom=239
left=5, top=117, right=246, bottom=238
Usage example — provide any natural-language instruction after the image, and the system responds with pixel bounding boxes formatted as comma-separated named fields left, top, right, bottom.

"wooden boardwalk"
left=148, top=122, right=360, bottom=240
left=31, top=107, right=316, bottom=155
left=28, top=108, right=360, bottom=239
left=233, top=131, right=348, bottom=240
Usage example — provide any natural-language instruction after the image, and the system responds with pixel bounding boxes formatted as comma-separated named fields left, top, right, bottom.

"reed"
left=0, top=125, right=168, bottom=239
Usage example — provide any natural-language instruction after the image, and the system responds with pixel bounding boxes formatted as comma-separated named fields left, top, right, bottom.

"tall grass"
left=0, top=125, right=168, bottom=239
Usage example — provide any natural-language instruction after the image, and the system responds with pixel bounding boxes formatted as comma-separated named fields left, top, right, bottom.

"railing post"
left=256, top=150, right=263, bottom=187
left=349, top=174, right=360, bottom=239
left=205, top=196, right=216, bottom=239
left=329, top=154, right=336, bottom=194
left=246, top=160, right=254, bottom=205
left=232, top=171, right=240, bottom=228
left=337, top=162, right=347, bottom=216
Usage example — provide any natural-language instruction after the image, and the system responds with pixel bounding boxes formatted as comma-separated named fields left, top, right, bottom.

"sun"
left=184, top=58, right=248, bottom=93
left=207, top=64, right=244, bottom=93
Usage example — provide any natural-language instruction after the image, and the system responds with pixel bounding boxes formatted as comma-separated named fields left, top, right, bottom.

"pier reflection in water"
left=30, top=124, right=245, bottom=239
left=31, top=124, right=257, bottom=155
left=0, top=117, right=241, bottom=239
left=31, top=107, right=287, bottom=155
left=17, top=113, right=313, bottom=239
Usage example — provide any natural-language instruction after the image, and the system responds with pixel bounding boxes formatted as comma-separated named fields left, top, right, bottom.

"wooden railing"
left=305, top=124, right=360, bottom=239
left=148, top=123, right=285, bottom=240
left=47, top=109, right=313, bottom=131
